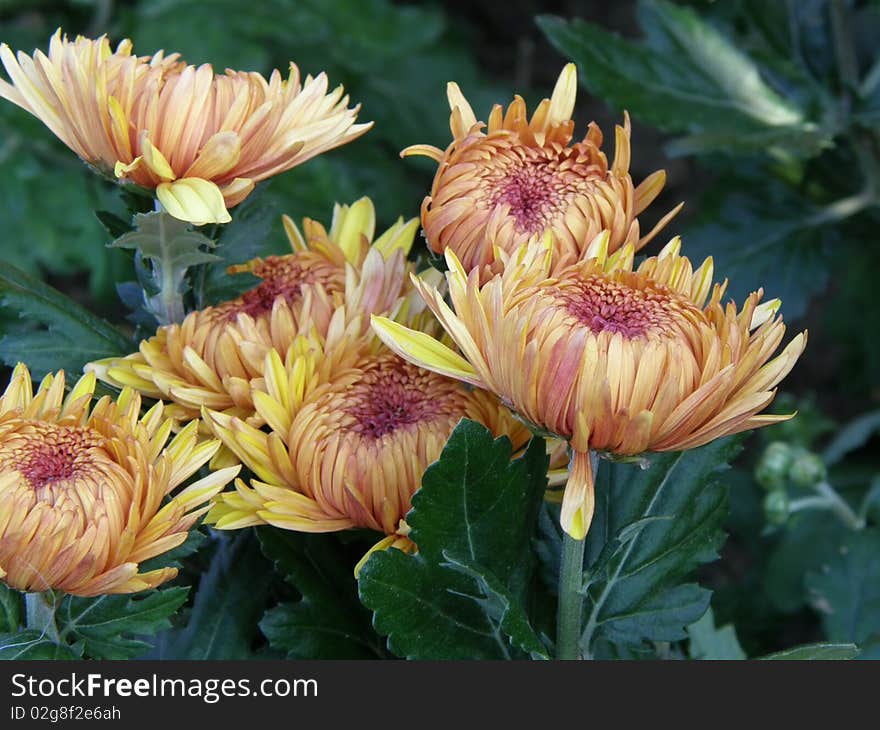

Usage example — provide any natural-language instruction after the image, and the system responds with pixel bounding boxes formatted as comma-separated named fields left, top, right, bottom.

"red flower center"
left=555, top=274, right=689, bottom=338
left=221, top=254, right=345, bottom=321
left=345, top=357, right=465, bottom=438
left=480, top=142, right=607, bottom=235
left=492, top=164, right=562, bottom=233
left=0, top=422, right=104, bottom=496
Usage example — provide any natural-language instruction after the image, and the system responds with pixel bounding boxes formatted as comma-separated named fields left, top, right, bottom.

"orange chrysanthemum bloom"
left=403, top=63, right=680, bottom=277
left=87, top=198, right=417, bottom=424
left=0, top=30, right=371, bottom=225
left=204, top=316, right=529, bottom=548
left=0, top=364, right=239, bottom=596
left=373, top=234, right=807, bottom=540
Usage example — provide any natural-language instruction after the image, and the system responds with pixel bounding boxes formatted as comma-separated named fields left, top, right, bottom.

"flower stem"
left=556, top=529, right=587, bottom=660
left=154, top=202, right=186, bottom=326
left=25, top=591, right=60, bottom=644
left=815, top=480, right=864, bottom=530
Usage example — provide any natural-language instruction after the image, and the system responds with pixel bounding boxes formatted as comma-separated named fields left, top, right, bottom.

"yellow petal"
left=140, top=134, right=176, bottom=181
left=400, top=144, right=444, bottom=161
left=157, top=178, right=232, bottom=225
left=750, top=299, right=781, bottom=330
left=446, top=81, right=477, bottom=128
left=219, top=177, right=255, bottom=208
left=332, top=196, right=375, bottom=264
left=371, top=315, right=483, bottom=387
left=182, top=131, right=241, bottom=180
left=560, top=450, right=596, bottom=540
left=548, top=63, right=577, bottom=126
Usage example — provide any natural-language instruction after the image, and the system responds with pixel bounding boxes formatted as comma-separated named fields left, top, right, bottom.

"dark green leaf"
left=95, top=210, right=134, bottom=240
left=0, top=585, right=22, bottom=633
left=359, top=421, right=548, bottom=659
left=823, top=410, right=880, bottom=466
left=760, top=642, right=860, bottom=660
left=57, top=587, right=188, bottom=660
left=687, top=606, right=746, bottom=659
left=0, top=262, right=133, bottom=377
left=259, top=529, right=382, bottom=659
left=441, top=552, right=549, bottom=658
left=806, top=528, right=880, bottom=646
left=763, top=511, right=851, bottom=613
left=538, top=2, right=817, bottom=156
left=682, top=173, right=835, bottom=321
left=580, top=437, right=740, bottom=653
left=0, top=106, right=124, bottom=300
left=198, top=187, right=281, bottom=306
left=407, top=422, right=547, bottom=595
left=0, top=631, right=82, bottom=660
left=151, top=532, right=271, bottom=659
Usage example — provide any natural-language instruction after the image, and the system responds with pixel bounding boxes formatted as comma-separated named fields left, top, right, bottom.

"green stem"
left=556, top=531, right=586, bottom=660
left=814, top=481, right=864, bottom=530
left=25, top=592, right=60, bottom=644
left=154, top=204, right=186, bottom=326
left=789, top=495, right=836, bottom=513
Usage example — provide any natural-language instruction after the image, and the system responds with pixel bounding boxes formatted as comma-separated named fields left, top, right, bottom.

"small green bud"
left=764, top=489, right=790, bottom=525
left=788, top=450, right=827, bottom=489
left=755, top=441, right=794, bottom=491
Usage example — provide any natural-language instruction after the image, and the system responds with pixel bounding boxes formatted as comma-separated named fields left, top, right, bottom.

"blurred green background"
left=2, top=0, right=879, bottom=658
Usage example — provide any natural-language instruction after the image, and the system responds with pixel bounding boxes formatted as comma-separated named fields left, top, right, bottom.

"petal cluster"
left=404, top=64, right=679, bottom=278
left=204, top=318, right=529, bottom=538
left=373, top=233, right=807, bottom=539
left=0, top=30, right=371, bottom=224
left=0, top=364, right=238, bottom=596
left=88, top=198, right=417, bottom=424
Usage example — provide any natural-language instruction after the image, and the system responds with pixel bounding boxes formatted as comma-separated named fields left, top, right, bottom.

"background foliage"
left=1, top=0, right=878, bottom=660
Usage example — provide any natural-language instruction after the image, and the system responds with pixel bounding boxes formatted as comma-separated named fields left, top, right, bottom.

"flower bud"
left=763, top=489, right=790, bottom=525
left=755, top=441, right=794, bottom=491
left=789, top=449, right=827, bottom=489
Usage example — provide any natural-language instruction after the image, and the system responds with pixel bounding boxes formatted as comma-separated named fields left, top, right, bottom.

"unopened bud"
left=789, top=450, right=827, bottom=489
left=755, top=441, right=793, bottom=491
left=764, top=489, right=790, bottom=525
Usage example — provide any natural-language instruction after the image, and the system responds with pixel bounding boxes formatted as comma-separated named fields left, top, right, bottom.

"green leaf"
left=687, top=606, right=746, bottom=660
left=358, top=420, right=549, bottom=659
left=110, top=211, right=220, bottom=323
left=822, top=410, right=880, bottom=466
left=579, top=437, right=740, bottom=653
left=538, top=2, right=818, bottom=156
left=57, top=587, right=189, bottom=660
left=0, top=586, right=22, bottom=633
left=259, top=529, right=383, bottom=659
left=0, top=631, right=82, bottom=660
left=0, top=106, right=126, bottom=301
left=111, top=211, right=220, bottom=267
left=198, top=188, right=281, bottom=306
left=441, top=553, right=549, bottom=658
left=150, top=532, right=271, bottom=659
left=95, top=210, right=134, bottom=240
left=762, top=511, right=851, bottom=613
left=760, top=642, right=860, bottom=660
left=682, top=172, right=835, bottom=321
left=806, top=528, right=880, bottom=646
left=0, top=262, right=134, bottom=378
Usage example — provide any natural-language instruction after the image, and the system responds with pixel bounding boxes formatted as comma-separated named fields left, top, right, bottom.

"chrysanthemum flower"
left=372, top=234, right=807, bottom=540
left=0, top=364, right=238, bottom=596
left=204, top=321, right=529, bottom=542
left=403, top=63, right=680, bottom=277
left=0, top=30, right=371, bottom=225
left=87, top=198, right=417, bottom=423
